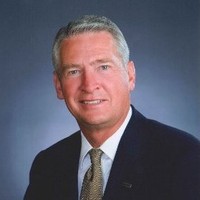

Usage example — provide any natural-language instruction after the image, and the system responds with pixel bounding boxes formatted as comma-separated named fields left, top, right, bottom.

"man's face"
left=54, top=31, right=135, bottom=131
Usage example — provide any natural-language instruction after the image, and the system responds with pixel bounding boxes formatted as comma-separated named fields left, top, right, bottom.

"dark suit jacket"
left=24, top=107, right=200, bottom=200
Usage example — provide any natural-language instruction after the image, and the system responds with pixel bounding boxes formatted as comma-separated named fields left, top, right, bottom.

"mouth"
left=80, top=99, right=105, bottom=105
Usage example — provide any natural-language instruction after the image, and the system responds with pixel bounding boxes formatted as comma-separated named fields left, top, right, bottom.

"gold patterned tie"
left=80, top=148, right=103, bottom=200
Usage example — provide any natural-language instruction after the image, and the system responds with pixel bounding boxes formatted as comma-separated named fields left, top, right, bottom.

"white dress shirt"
left=78, top=107, right=132, bottom=198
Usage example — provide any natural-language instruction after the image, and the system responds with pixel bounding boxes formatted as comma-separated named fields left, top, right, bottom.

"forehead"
left=59, top=31, right=120, bottom=62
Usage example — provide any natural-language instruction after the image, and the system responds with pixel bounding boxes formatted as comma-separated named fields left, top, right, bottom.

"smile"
left=81, top=100, right=103, bottom=105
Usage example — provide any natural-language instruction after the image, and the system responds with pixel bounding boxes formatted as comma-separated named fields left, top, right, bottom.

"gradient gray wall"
left=0, top=0, right=199, bottom=199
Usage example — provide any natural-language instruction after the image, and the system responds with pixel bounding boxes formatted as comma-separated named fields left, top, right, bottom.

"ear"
left=53, top=72, right=64, bottom=99
left=127, top=61, right=136, bottom=91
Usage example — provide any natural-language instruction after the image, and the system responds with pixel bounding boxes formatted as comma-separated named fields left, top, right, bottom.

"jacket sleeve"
left=23, top=151, right=53, bottom=200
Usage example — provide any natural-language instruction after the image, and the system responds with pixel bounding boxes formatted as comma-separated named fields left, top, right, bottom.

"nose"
left=80, top=70, right=100, bottom=93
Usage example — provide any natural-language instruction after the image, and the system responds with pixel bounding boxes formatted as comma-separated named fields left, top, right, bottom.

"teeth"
left=82, top=100, right=102, bottom=104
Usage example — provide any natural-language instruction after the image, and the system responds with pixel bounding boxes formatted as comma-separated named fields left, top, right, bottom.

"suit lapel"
left=103, top=108, right=148, bottom=200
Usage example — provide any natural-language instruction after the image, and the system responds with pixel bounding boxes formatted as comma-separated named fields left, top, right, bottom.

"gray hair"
left=52, top=15, right=130, bottom=71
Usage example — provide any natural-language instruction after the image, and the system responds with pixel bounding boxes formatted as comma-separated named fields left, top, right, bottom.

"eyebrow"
left=61, top=58, right=112, bottom=69
left=62, top=64, right=80, bottom=69
left=90, top=58, right=112, bottom=66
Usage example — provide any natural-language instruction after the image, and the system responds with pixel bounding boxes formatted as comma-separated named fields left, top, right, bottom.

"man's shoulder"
left=132, top=108, right=200, bottom=153
left=34, top=131, right=81, bottom=163
left=45, top=130, right=81, bottom=151
left=146, top=118, right=199, bottom=147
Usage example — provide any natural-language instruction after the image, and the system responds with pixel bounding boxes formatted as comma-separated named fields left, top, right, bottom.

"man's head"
left=52, top=15, right=130, bottom=72
left=53, top=15, right=135, bottom=141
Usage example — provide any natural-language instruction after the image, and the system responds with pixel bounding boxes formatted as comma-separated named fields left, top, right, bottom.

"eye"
left=68, top=69, right=80, bottom=75
left=62, top=69, right=81, bottom=78
left=100, top=65, right=109, bottom=70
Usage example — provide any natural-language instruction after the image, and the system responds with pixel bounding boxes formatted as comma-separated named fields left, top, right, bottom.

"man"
left=24, top=15, right=200, bottom=200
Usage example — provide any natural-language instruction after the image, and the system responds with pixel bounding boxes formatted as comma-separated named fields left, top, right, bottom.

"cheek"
left=61, top=82, right=77, bottom=99
left=114, top=72, right=130, bottom=88
left=104, top=75, right=130, bottom=96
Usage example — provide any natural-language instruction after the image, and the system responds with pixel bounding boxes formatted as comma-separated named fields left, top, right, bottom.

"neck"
left=78, top=107, right=130, bottom=148
left=81, top=128, right=117, bottom=148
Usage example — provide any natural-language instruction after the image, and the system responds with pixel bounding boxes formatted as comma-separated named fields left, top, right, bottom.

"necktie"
left=80, top=148, right=103, bottom=200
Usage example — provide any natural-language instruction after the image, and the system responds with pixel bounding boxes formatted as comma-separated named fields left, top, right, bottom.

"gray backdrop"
left=0, top=0, right=199, bottom=199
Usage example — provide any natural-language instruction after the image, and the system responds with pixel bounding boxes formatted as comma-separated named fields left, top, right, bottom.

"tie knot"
left=89, top=148, right=103, bottom=165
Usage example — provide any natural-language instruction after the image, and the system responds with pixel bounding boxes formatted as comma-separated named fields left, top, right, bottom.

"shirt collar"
left=100, top=107, right=132, bottom=160
left=79, top=132, right=93, bottom=168
left=79, top=107, right=132, bottom=167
